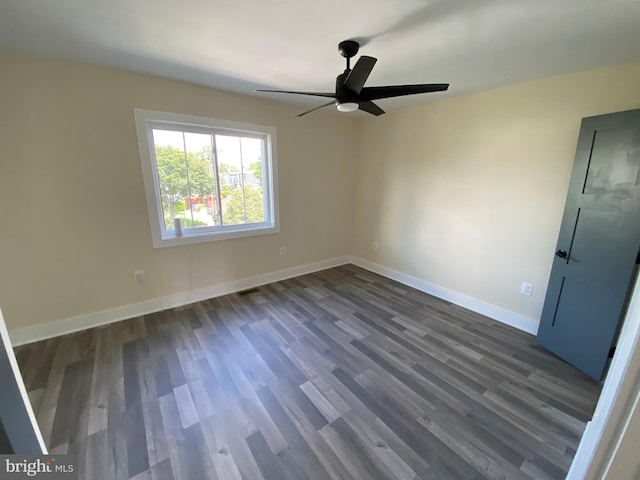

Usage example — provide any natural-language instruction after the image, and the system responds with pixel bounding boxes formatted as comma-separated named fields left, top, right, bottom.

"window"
left=134, top=109, right=278, bottom=247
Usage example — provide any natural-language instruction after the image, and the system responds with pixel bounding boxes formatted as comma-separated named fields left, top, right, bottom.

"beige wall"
left=0, top=54, right=357, bottom=330
left=2, top=52, right=640, bottom=480
left=353, top=62, right=640, bottom=322
left=2, top=53, right=640, bottom=335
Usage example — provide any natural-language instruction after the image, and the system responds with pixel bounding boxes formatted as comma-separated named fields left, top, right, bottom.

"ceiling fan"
left=255, top=40, right=449, bottom=117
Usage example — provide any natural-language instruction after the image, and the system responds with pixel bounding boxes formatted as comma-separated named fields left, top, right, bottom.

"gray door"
left=537, top=109, right=640, bottom=381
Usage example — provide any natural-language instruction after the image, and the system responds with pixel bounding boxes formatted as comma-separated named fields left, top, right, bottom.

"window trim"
left=134, top=108, right=279, bottom=248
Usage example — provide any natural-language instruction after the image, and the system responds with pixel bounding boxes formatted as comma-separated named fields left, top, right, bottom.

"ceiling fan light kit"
left=255, top=39, right=449, bottom=117
left=336, top=102, right=359, bottom=112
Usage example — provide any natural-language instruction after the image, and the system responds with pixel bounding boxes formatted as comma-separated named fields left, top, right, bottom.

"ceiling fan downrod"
left=338, top=40, right=359, bottom=72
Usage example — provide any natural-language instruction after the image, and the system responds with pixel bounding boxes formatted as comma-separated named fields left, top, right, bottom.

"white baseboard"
left=10, top=254, right=539, bottom=346
left=350, top=256, right=539, bottom=335
left=9, top=256, right=350, bottom=346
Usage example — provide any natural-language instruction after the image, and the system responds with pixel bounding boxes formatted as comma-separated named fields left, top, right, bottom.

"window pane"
left=241, top=137, right=265, bottom=223
left=217, top=135, right=246, bottom=226
left=216, top=134, right=266, bottom=226
left=152, top=129, right=189, bottom=230
left=183, top=132, right=219, bottom=227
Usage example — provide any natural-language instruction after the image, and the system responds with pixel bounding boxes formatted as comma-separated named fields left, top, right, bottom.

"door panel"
left=570, top=209, right=634, bottom=284
left=584, top=128, right=639, bottom=198
left=547, top=277, right=625, bottom=375
left=537, top=109, right=640, bottom=381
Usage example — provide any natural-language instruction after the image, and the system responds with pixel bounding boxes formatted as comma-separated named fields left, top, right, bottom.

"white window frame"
left=134, top=109, right=279, bottom=248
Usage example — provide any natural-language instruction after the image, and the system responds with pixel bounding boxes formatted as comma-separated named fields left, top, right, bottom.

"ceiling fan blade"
left=255, top=89, right=336, bottom=99
left=296, top=101, right=336, bottom=117
left=359, top=83, right=449, bottom=101
left=343, top=56, right=377, bottom=94
left=359, top=101, right=385, bottom=116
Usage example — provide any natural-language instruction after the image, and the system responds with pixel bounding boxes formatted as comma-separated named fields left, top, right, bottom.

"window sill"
left=152, top=224, right=280, bottom=248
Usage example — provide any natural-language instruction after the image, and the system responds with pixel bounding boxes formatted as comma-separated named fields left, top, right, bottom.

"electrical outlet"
left=520, top=282, right=533, bottom=296
left=134, top=270, right=145, bottom=284
left=373, top=241, right=378, bottom=251
left=280, top=246, right=286, bottom=256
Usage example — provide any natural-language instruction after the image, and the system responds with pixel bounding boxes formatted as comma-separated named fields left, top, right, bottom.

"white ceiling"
left=1, top=0, right=639, bottom=115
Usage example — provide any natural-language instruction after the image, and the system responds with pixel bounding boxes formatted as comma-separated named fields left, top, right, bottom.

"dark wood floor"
left=15, top=265, right=601, bottom=480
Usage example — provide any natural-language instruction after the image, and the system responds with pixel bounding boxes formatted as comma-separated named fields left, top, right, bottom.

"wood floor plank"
left=497, top=379, right=586, bottom=436
left=256, top=385, right=332, bottom=480
left=319, top=419, right=385, bottom=480
left=182, top=423, right=214, bottom=480
left=367, top=414, right=433, bottom=479
left=27, top=388, right=45, bottom=417
left=34, top=334, right=81, bottom=445
left=149, top=459, right=175, bottom=480
left=188, top=378, right=215, bottom=422
left=300, top=380, right=342, bottom=423
left=196, top=343, right=259, bottom=438
left=279, top=376, right=329, bottom=429
left=162, top=339, right=187, bottom=390
left=337, top=367, right=493, bottom=480
left=107, top=392, right=130, bottom=480
left=158, top=392, right=190, bottom=480
left=15, top=265, right=601, bottom=480
left=352, top=339, right=458, bottom=413
left=360, top=368, right=434, bottom=419
left=208, top=409, right=265, bottom=480
left=200, top=414, right=251, bottom=480
left=139, top=365, right=170, bottom=466
left=125, top=404, right=150, bottom=477
left=221, top=353, right=288, bottom=455
left=246, top=430, right=291, bottom=480
left=88, top=328, right=111, bottom=435
left=341, top=411, right=418, bottom=480
left=23, top=337, right=59, bottom=391
left=304, top=319, right=371, bottom=377
left=86, top=429, right=109, bottom=479
left=416, top=404, right=530, bottom=480
left=240, top=323, right=307, bottom=385
left=123, top=340, right=142, bottom=410
left=50, top=357, right=94, bottom=449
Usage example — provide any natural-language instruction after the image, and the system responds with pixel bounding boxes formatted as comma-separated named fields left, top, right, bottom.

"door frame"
left=568, top=272, right=640, bottom=478
left=0, top=305, right=47, bottom=453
